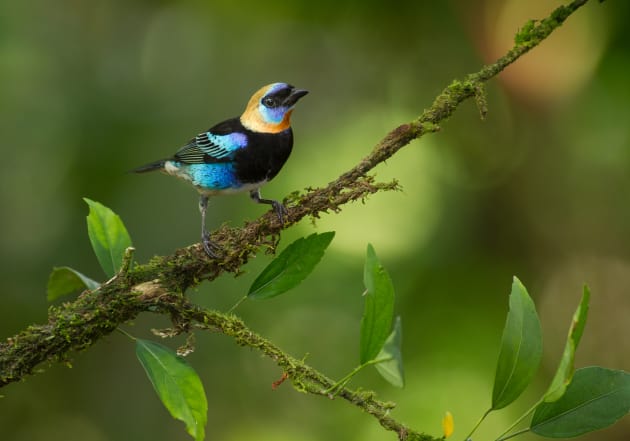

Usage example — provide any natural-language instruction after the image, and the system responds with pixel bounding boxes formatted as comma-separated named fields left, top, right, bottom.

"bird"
left=132, top=82, right=308, bottom=257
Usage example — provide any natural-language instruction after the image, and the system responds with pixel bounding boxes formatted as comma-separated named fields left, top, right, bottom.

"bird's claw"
left=202, top=231, right=221, bottom=258
left=249, top=189, right=288, bottom=225
left=271, top=201, right=288, bottom=225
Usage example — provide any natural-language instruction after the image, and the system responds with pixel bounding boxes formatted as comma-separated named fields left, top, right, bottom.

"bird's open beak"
left=284, top=88, right=309, bottom=107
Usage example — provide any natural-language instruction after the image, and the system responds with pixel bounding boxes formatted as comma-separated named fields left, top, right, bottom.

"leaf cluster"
left=46, top=201, right=629, bottom=441
left=467, top=281, right=629, bottom=441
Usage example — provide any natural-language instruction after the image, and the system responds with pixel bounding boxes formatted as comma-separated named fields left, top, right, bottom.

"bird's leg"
left=199, top=195, right=219, bottom=257
left=249, top=189, right=287, bottom=224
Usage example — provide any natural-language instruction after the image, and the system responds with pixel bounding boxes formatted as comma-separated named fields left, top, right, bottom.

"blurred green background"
left=1, top=0, right=629, bottom=440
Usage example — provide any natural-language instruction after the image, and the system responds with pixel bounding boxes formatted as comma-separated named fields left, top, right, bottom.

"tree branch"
left=0, top=1, right=593, bottom=440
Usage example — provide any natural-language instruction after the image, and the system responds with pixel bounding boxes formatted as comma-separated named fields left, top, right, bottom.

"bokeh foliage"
left=1, top=1, right=629, bottom=440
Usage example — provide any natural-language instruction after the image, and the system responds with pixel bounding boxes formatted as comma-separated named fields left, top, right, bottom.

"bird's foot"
left=249, top=190, right=289, bottom=225
left=271, top=200, right=288, bottom=224
left=202, top=231, right=221, bottom=258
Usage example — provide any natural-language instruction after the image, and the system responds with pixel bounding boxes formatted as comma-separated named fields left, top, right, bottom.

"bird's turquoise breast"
left=164, top=161, right=242, bottom=193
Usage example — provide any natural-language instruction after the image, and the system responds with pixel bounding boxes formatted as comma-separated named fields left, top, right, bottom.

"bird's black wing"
left=173, top=117, right=246, bottom=164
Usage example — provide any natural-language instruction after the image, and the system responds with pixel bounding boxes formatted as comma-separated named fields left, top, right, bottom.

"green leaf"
left=544, top=286, right=590, bottom=402
left=84, top=198, right=132, bottom=278
left=136, top=339, right=208, bottom=441
left=360, top=244, right=395, bottom=364
left=248, top=231, right=335, bottom=300
left=375, top=316, right=404, bottom=388
left=47, top=266, right=100, bottom=301
left=532, top=367, right=630, bottom=438
left=491, top=276, right=542, bottom=410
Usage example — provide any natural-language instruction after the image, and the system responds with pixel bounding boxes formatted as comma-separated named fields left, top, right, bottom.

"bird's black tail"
left=130, top=160, right=166, bottom=173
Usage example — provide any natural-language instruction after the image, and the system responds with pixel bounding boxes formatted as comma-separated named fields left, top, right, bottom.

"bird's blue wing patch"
left=174, top=132, right=247, bottom=164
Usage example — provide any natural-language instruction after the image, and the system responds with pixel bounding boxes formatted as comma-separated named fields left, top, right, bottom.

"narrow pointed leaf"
left=47, top=266, right=100, bottom=301
left=532, top=367, right=630, bottom=438
left=492, top=276, right=542, bottom=409
left=136, top=339, right=207, bottom=441
left=248, top=231, right=335, bottom=299
left=375, top=316, right=404, bottom=387
left=84, top=198, right=132, bottom=278
left=360, top=244, right=395, bottom=364
left=544, top=286, right=590, bottom=402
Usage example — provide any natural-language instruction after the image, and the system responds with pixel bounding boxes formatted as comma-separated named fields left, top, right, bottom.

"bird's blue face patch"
left=258, top=83, right=293, bottom=125
left=259, top=103, right=289, bottom=124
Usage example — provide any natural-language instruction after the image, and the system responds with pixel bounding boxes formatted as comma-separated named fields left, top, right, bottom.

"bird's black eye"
left=262, top=96, right=278, bottom=108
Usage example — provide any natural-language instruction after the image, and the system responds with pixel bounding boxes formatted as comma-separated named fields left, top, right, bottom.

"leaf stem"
left=495, top=398, right=542, bottom=441
left=120, top=247, right=136, bottom=275
left=326, top=365, right=364, bottom=396
left=116, top=327, right=137, bottom=341
left=465, top=408, right=492, bottom=441
left=325, top=357, right=393, bottom=396
left=496, top=427, right=530, bottom=441
left=227, top=295, right=248, bottom=314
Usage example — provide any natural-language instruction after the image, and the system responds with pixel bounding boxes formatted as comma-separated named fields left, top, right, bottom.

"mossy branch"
left=0, top=1, right=592, bottom=440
